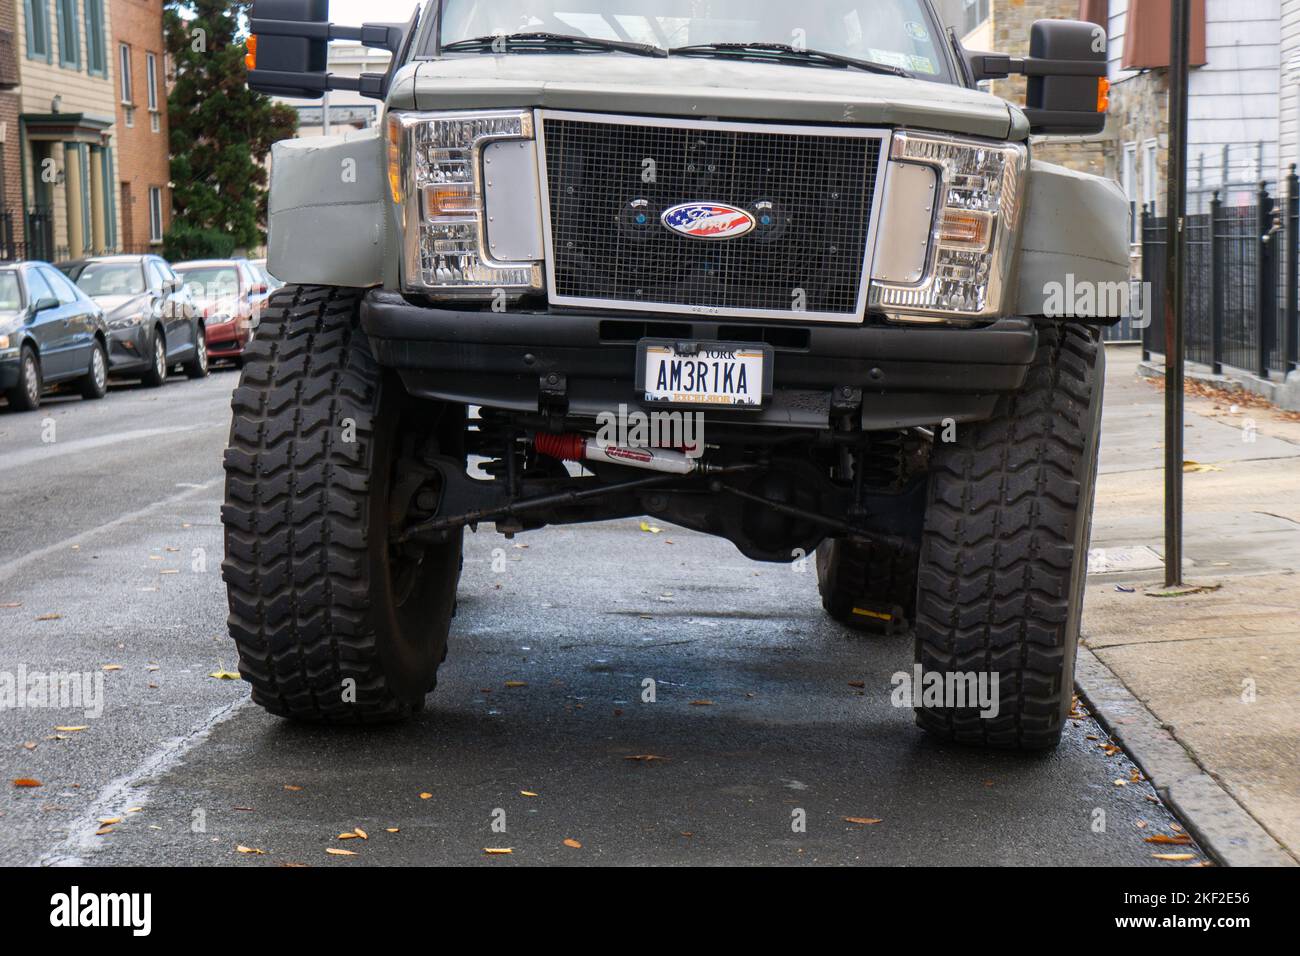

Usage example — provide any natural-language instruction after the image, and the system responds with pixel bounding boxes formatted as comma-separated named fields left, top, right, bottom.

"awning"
left=1120, top=0, right=1207, bottom=70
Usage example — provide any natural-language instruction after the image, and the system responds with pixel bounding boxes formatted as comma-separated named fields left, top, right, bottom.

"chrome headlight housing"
left=869, top=131, right=1028, bottom=322
left=390, top=108, right=545, bottom=297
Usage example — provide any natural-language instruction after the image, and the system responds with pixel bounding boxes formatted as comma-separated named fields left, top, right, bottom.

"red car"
left=172, top=259, right=269, bottom=366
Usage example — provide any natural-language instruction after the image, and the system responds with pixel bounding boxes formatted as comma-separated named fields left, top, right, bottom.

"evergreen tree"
left=164, top=0, right=298, bottom=256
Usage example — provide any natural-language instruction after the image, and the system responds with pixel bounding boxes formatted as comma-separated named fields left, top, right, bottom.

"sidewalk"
left=1082, top=344, right=1300, bottom=864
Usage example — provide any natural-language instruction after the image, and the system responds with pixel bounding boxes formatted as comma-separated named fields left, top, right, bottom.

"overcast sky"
left=327, top=0, right=425, bottom=27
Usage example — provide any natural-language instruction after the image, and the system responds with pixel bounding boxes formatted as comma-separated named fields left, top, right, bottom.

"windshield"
left=74, top=262, right=147, bottom=297
left=437, top=0, right=952, bottom=82
left=0, top=272, right=20, bottom=311
left=175, top=266, right=240, bottom=303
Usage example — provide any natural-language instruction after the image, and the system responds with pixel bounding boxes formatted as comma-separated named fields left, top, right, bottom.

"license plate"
left=637, top=340, right=769, bottom=408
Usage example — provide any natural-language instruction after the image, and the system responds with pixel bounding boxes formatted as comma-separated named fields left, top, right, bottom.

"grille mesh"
left=541, top=116, right=882, bottom=317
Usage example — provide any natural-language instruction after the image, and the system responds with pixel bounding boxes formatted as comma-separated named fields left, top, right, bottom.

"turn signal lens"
left=387, top=113, right=403, bottom=204
left=245, top=35, right=257, bottom=71
left=939, top=210, right=993, bottom=251
left=1097, top=77, right=1110, bottom=113
left=422, top=183, right=477, bottom=219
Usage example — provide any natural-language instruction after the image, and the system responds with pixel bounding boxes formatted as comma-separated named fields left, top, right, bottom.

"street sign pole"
left=1164, top=0, right=1191, bottom=587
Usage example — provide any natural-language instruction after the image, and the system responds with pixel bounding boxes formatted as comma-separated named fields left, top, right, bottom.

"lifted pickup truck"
left=228, top=0, right=1127, bottom=749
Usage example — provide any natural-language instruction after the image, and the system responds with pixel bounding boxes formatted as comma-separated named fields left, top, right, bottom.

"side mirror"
left=966, top=19, right=1108, bottom=137
left=247, top=0, right=331, bottom=99
left=32, top=296, right=59, bottom=314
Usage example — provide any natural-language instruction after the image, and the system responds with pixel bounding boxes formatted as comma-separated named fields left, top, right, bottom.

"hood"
left=92, top=292, right=150, bottom=317
left=404, top=55, right=1017, bottom=140
left=0, top=310, right=22, bottom=332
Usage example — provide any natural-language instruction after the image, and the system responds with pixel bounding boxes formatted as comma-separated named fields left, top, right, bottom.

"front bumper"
left=0, top=353, right=20, bottom=391
left=206, top=320, right=251, bottom=359
left=107, top=325, right=149, bottom=373
left=361, top=291, right=1039, bottom=431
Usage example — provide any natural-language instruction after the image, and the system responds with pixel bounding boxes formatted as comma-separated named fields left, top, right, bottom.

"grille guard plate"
left=535, top=109, right=892, bottom=323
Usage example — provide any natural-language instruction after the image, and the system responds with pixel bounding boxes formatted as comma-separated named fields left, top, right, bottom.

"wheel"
left=221, top=285, right=464, bottom=723
left=913, top=324, right=1103, bottom=751
left=79, top=341, right=109, bottom=400
left=6, top=346, right=42, bottom=411
left=141, top=329, right=167, bottom=387
left=816, top=536, right=917, bottom=635
left=183, top=325, right=209, bottom=379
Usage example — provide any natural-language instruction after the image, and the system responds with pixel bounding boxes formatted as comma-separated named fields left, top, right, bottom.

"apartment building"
left=15, top=0, right=121, bottom=260
left=1, top=0, right=23, bottom=255
left=110, top=0, right=168, bottom=250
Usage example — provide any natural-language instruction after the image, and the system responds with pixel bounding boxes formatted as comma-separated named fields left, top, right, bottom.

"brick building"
left=1, top=0, right=25, bottom=255
left=109, top=0, right=168, bottom=250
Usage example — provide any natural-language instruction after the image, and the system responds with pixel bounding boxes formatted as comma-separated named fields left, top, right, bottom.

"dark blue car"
left=0, top=261, right=110, bottom=412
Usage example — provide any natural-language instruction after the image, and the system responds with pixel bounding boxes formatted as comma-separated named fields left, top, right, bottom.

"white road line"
left=0, top=425, right=218, bottom=473
left=0, top=476, right=223, bottom=584
left=39, top=695, right=250, bottom=867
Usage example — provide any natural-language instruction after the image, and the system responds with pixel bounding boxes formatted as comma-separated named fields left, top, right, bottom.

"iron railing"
left=1140, top=168, right=1298, bottom=380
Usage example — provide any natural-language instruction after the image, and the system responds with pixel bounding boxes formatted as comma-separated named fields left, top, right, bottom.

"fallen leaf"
left=102, top=664, right=122, bottom=672
left=325, top=848, right=356, bottom=856
left=623, top=754, right=669, bottom=762
left=338, top=832, right=361, bottom=840
left=419, top=792, right=432, bottom=800
left=0, top=602, right=22, bottom=608
left=1113, top=779, right=1129, bottom=787
left=639, top=521, right=662, bottom=534
left=12, top=778, right=42, bottom=787
left=504, top=680, right=527, bottom=688
left=98, top=817, right=122, bottom=825
left=127, top=807, right=143, bottom=814
left=94, top=827, right=113, bottom=836
left=353, top=828, right=368, bottom=840
left=386, top=828, right=400, bottom=833
left=1145, top=584, right=1222, bottom=599
left=1170, top=822, right=1183, bottom=832
left=54, top=726, right=88, bottom=733
left=483, top=848, right=513, bottom=855
left=284, top=785, right=302, bottom=792
left=1144, top=833, right=1192, bottom=845
left=844, top=817, right=883, bottom=825
left=1152, top=853, right=1196, bottom=861
left=1182, top=461, right=1222, bottom=473
left=236, top=845, right=266, bottom=855
left=209, top=671, right=240, bottom=680
left=689, top=700, right=714, bottom=706
left=520, top=791, right=538, bottom=798
left=159, top=569, right=180, bottom=575
left=21, top=742, right=36, bottom=751
left=563, top=838, right=582, bottom=849
left=35, top=614, right=61, bottom=622
left=847, top=680, right=866, bottom=689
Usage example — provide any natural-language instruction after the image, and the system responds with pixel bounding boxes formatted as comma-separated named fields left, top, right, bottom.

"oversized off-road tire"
left=816, top=537, right=917, bottom=635
left=221, top=285, right=464, bottom=723
left=913, top=324, right=1103, bottom=751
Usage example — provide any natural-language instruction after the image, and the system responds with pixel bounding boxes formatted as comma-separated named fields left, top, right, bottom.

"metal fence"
left=1141, top=169, right=1298, bottom=380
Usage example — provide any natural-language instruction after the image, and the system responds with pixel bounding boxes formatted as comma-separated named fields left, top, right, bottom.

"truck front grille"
left=537, top=111, right=887, bottom=322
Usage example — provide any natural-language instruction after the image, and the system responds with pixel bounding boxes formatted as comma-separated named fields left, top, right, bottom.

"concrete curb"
left=1075, top=647, right=1297, bottom=868
left=1137, top=358, right=1300, bottom=412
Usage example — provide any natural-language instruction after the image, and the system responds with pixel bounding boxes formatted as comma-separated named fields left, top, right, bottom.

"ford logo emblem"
left=661, top=202, right=757, bottom=241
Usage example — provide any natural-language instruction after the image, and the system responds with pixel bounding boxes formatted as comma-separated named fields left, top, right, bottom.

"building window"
left=151, top=112, right=161, bottom=133
left=148, top=187, right=164, bottom=243
left=55, top=0, right=80, bottom=70
left=84, top=0, right=106, bottom=76
left=146, top=53, right=158, bottom=111
left=118, top=43, right=132, bottom=103
left=1143, top=140, right=1159, bottom=215
left=24, top=0, right=52, bottom=61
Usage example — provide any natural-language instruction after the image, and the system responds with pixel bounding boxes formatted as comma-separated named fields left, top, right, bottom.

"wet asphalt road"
left=0, top=368, right=1203, bottom=866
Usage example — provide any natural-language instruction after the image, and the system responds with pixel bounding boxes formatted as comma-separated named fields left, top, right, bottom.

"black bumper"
left=361, top=290, right=1038, bottom=431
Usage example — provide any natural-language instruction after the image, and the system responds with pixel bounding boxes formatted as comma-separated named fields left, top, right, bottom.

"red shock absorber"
left=534, top=432, right=587, bottom=462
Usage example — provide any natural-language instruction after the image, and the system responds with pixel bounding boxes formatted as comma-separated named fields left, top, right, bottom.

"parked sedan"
left=59, top=255, right=208, bottom=385
left=172, top=259, right=267, bottom=367
left=0, top=261, right=110, bottom=411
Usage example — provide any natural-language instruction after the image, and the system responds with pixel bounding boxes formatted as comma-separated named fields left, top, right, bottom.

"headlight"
left=0, top=335, right=11, bottom=350
left=391, top=109, right=544, bottom=297
left=870, top=131, right=1027, bottom=321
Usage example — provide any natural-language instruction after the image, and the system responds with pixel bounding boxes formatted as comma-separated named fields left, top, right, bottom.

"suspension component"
left=534, top=432, right=704, bottom=476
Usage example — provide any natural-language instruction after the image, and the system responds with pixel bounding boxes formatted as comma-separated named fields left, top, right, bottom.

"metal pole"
left=1164, top=0, right=1191, bottom=588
